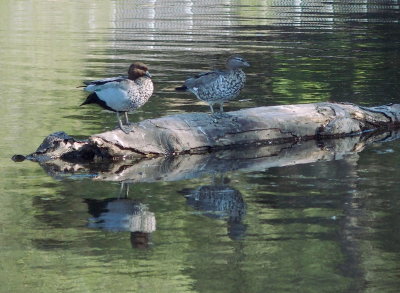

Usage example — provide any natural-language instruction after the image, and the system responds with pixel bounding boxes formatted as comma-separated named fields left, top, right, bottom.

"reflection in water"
left=252, top=154, right=367, bottom=291
left=84, top=183, right=156, bottom=249
left=27, top=135, right=394, bottom=291
left=2, top=0, right=400, bottom=292
left=182, top=177, right=246, bottom=240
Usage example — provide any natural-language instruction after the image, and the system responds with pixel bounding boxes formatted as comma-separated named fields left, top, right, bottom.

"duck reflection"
left=182, top=177, right=246, bottom=240
left=84, top=183, right=156, bottom=249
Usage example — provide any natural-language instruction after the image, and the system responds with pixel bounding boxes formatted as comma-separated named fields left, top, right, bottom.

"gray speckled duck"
left=175, top=56, right=250, bottom=113
left=80, top=62, right=153, bottom=134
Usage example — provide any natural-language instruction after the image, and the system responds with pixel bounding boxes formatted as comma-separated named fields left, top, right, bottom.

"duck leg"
left=117, top=112, right=124, bottom=129
left=209, top=104, right=221, bottom=122
left=118, top=182, right=129, bottom=199
left=209, top=104, right=215, bottom=114
left=211, top=102, right=226, bottom=119
left=124, top=112, right=130, bottom=124
left=219, top=103, right=230, bottom=117
left=116, top=112, right=134, bottom=134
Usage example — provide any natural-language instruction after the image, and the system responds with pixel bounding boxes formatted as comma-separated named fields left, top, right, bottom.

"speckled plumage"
left=176, top=56, right=250, bottom=113
left=81, top=62, right=153, bottom=133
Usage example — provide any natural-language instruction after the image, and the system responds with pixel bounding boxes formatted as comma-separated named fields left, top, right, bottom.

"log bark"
left=14, top=102, right=400, bottom=162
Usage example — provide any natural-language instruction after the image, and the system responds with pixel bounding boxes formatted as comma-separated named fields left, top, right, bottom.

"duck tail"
left=175, top=85, right=188, bottom=91
left=80, top=92, right=98, bottom=106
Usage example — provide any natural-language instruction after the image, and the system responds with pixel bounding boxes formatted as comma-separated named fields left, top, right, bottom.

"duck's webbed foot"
left=210, top=112, right=219, bottom=123
left=214, top=112, right=230, bottom=118
left=120, top=124, right=134, bottom=134
left=211, top=112, right=221, bottom=118
left=211, top=111, right=230, bottom=121
left=209, top=103, right=230, bottom=121
left=117, top=112, right=134, bottom=134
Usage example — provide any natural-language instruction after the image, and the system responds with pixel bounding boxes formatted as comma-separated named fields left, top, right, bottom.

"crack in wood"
left=92, top=137, right=156, bottom=157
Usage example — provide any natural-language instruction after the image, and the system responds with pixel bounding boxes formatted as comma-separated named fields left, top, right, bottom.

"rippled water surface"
left=1, top=1, right=400, bottom=292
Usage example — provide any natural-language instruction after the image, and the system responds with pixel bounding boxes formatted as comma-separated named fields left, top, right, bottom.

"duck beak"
left=145, top=71, right=152, bottom=78
left=243, top=61, right=250, bottom=67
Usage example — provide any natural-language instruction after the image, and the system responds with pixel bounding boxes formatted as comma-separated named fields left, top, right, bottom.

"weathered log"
left=14, top=102, right=400, bottom=162
left=33, top=129, right=400, bottom=183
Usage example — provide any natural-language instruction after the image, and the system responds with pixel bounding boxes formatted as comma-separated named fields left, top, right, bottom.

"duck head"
left=226, top=56, right=250, bottom=70
left=128, top=62, right=152, bottom=80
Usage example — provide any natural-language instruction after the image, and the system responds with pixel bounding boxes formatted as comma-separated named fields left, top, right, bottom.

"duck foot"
left=211, top=112, right=230, bottom=120
left=120, top=124, right=134, bottom=134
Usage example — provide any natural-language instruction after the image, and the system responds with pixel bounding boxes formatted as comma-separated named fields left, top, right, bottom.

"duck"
left=175, top=56, right=250, bottom=113
left=80, top=62, right=153, bottom=134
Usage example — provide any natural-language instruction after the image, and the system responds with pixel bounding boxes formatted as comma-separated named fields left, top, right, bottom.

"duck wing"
left=82, top=75, right=128, bottom=86
left=89, top=80, right=136, bottom=111
left=185, top=70, right=224, bottom=89
left=84, top=77, right=133, bottom=93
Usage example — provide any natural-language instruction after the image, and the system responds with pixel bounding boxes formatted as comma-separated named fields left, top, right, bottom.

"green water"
left=1, top=1, right=400, bottom=292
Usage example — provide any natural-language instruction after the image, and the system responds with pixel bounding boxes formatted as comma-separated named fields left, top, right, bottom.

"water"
left=1, top=0, right=400, bottom=292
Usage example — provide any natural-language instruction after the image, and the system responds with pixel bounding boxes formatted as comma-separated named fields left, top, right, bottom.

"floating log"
left=32, top=129, right=400, bottom=183
left=14, top=102, right=400, bottom=162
